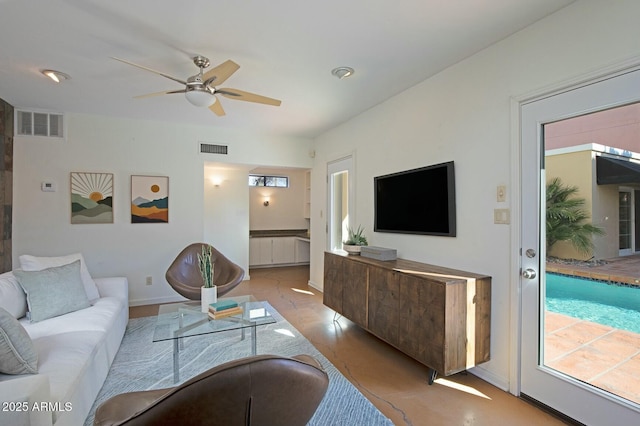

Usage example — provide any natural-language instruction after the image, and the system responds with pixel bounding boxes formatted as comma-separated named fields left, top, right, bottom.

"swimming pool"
left=545, top=273, right=640, bottom=334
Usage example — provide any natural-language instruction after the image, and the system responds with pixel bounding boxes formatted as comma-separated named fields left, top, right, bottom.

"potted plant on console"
left=343, top=225, right=368, bottom=255
left=198, top=244, right=217, bottom=312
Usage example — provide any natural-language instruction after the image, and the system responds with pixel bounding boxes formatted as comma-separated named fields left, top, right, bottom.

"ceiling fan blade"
left=209, top=98, right=226, bottom=116
left=203, top=60, right=240, bottom=87
left=216, top=88, right=281, bottom=106
left=134, top=89, right=186, bottom=99
left=111, top=57, right=187, bottom=85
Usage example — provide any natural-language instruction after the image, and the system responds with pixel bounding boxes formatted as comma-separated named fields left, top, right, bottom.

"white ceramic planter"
left=343, top=244, right=362, bottom=255
left=201, top=285, right=217, bottom=313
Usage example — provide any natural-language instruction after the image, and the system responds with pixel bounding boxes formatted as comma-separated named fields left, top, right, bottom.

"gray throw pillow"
left=14, top=260, right=90, bottom=322
left=0, top=306, right=38, bottom=374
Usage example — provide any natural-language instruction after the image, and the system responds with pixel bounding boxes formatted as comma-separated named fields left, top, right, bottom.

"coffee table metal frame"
left=153, top=295, right=275, bottom=382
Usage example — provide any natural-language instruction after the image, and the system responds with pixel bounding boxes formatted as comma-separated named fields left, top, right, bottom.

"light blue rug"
left=84, top=303, right=392, bottom=425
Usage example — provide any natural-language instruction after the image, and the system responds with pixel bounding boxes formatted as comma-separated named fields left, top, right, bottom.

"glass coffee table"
left=153, top=295, right=275, bottom=382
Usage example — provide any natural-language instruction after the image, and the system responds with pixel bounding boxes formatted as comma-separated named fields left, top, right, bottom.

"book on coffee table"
left=209, top=300, right=239, bottom=312
left=208, top=306, right=243, bottom=320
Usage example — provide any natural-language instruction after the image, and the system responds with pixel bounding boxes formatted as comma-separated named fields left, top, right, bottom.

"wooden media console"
left=323, top=251, right=491, bottom=383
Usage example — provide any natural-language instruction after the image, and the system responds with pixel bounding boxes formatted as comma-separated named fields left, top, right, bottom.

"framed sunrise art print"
left=70, top=172, right=114, bottom=224
left=131, top=175, right=169, bottom=223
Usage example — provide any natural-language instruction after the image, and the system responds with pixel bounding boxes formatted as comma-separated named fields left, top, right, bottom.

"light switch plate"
left=494, top=208, right=510, bottom=224
left=497, top=185, right=506, bottom=202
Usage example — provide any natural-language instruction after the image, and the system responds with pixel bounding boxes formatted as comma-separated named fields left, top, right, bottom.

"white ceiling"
left=0, top=0, right=574, bottom=139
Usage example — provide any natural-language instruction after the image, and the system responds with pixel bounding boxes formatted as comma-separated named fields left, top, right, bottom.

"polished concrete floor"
left=131, top=266, right=567, bottom=425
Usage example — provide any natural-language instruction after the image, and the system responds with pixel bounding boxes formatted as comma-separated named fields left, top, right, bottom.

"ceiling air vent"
left=200, top=143, right=228, bottom=155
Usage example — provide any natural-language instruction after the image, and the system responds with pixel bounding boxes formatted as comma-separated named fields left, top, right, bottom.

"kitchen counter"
left=250, top=229, right=309, bottom=239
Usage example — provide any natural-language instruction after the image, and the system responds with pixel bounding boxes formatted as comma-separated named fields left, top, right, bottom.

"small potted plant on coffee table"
left=198, top=244, right=217, bottom=312
left=343, top=225, right=368, bottom=255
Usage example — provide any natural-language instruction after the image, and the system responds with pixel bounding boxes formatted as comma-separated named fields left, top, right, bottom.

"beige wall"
left=593, top=183, right=621, bottom=258
left=248, top=167, right=309, bottom=231
left=545, top=150, right=596, bottom=260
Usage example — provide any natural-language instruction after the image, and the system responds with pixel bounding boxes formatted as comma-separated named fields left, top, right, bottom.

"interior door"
left=520, top=68, right=640, bottom=425
left=327, top=156, right=354, bottom=252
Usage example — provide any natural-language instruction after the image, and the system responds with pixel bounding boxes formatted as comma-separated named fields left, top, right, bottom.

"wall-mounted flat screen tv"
left=374, top=161, right=456, bottom=237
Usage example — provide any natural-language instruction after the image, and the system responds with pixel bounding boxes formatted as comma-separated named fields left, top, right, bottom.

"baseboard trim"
left=468, top=365, right=509, bottom=392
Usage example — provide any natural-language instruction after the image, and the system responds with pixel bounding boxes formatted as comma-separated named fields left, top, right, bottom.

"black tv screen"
left=374, top=161, right=456, bottom=237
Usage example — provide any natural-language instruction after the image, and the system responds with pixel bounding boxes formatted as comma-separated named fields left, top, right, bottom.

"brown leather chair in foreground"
left=94, top=354, right=329, bottom=426
left=166, top=243, right=245, bottom=299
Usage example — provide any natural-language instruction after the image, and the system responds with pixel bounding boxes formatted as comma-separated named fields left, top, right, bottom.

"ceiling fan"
left=111, top=55, right=281, bottom=116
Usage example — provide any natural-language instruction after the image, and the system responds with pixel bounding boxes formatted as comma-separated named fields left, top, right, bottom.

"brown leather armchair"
left=166, top=243, right=245, bottom=299
left=94, top=354, right=329, bottom=426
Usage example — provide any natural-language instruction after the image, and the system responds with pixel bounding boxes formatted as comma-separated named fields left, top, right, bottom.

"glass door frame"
left=516, top=66, right=640, bottom=425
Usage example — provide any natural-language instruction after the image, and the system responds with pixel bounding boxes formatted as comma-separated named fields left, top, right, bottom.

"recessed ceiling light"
left=331, top=67, right=354, bottom=79
left=41, top=69, right=71, bottom=83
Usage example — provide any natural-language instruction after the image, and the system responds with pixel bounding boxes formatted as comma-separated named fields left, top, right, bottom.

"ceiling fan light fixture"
left=41, top=69, right=70, bottom=83
left=331, top=66, right=354, bottom=79
left=185, top=88, right=216, bottom=107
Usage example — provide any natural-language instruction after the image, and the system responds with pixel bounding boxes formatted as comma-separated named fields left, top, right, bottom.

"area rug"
left=84, top=303, right=392, bottom=425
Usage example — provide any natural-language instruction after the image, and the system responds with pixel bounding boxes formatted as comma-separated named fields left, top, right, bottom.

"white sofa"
left=0, top=258, right=129, bottom=426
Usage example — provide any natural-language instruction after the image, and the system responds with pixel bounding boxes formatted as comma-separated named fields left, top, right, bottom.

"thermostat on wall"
left=41, top=181, right=57, bottom=192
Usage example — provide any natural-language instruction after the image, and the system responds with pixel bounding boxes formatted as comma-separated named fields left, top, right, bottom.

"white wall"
left=13, top=113, right=312, bottom=305
left=309, top=0, right=640, bottom=391
left=249, top=167, right=309, bottom=231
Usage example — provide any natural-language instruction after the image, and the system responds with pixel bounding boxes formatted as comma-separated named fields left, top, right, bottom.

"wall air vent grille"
left=16, top=110, right=64, bottom=138
left=200, top=143, right=228, bottom=155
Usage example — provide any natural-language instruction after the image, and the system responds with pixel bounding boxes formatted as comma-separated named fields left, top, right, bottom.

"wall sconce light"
left=263, top=197, right=270, bottom=207
left=210, top=176, right=223, bottom=187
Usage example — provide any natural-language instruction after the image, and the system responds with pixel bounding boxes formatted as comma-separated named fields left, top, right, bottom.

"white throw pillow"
left=0, top=271, right=28, bottom=319
left=19, top=253, right=100, bottom=302
left=14, top=260, right=91, bottom=322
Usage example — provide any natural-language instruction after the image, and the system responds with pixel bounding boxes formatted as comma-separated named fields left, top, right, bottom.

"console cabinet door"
left=419, top=280, right=447, bottom=373
left=342, top=260, right=369, bottom=327
left=398, top=274, right=422, bottom=361
left=368, top=267, right=399, bottom=346
left=399, top=275, right=447, bottom=373
left=323, top=252, right=343, bottom=313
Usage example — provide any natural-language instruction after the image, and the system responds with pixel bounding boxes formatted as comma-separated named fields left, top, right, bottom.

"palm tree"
left=546, top=177, right=605, bottom=255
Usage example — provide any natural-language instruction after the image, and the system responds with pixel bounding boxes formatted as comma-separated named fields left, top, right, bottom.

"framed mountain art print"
left=131, top=175, right=169, bottom=223
left=70, top=172, right=114, bottom=224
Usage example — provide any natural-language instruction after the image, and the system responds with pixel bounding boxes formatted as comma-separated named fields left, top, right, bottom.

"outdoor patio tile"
left=591, top=357, right=640, bottom=405
left=551, top=321, right=612, bottom=345
left=544, top=333, right=582, bottom=361
left=545, top=311, right=581, bottom=333
left=546, top=346, right=625, bottom=382
left=571, top=270, right=592, bottom=279
left=589, top=331, right=640, bottom=358
left=590, top=272, right=610, bottom=281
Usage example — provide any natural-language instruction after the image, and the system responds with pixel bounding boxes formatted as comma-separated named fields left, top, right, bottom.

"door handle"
left=522, top=268, right=537, bottom=279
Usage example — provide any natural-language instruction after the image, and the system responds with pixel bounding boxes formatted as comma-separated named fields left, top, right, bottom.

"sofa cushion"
left=14, top=260, right=91, bottom=322
left=0, top=272, right=28, bottom=319
left=0, top=307, right=38, bottom=374
left=19, top=253, right=100, bottom=302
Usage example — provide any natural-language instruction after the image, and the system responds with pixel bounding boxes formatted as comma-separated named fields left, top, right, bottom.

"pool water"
left=546, top=273, right=640, bottom=334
